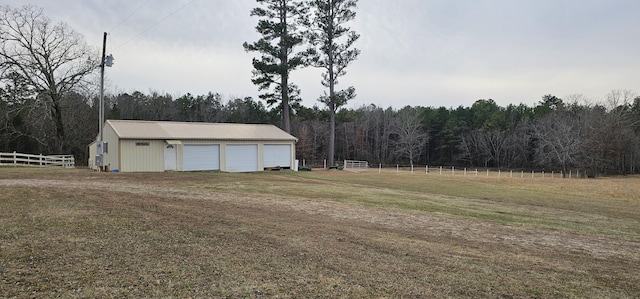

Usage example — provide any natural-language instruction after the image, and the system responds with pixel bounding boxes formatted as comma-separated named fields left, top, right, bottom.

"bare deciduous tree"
left=459, top=131, right=486, bottom=166
left=391, top=107, right=428, bottom=166
left=582, top=90, right=639, bottom=175
left=504, top=123, right=532, bottom=168
left=0, top=5, right=96, bottom=152
left=460, top=129, right=512, bottom=168
left=531, top=111, right=584, bottom=177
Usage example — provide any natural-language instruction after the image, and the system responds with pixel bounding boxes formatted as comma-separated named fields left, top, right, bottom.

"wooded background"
left=2, top=87, right=639, bottom=177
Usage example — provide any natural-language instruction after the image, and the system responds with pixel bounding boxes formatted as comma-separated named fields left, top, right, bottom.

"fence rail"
left=298, top=159, right=583, bottom=178
left=0, top=152, right=75, bottom=168
left=378, top=164, right=583, bottom=179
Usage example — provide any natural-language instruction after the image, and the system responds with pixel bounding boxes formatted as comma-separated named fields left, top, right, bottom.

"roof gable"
left=106, top=120, right=297, bottom=141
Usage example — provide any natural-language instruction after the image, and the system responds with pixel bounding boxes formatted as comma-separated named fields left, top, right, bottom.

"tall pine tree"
left=243, top=0, right=308, bottom=133
left=306, top=0, right=360, bottom=166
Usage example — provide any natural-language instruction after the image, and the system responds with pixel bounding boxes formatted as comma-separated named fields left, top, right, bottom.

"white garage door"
left=183, top=144, right=220, bottom=171
left=226, top=144, right=258, bottom=172
left=263, top=144, right=292, bottom=168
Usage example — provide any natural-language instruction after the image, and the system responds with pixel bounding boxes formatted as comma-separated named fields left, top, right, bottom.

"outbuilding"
left=88, top=120, right=297, bottom=172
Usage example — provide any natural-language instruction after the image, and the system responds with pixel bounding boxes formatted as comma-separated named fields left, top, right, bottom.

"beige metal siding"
left=102, top=123, right=120, bottom=171
left=120, top=140, right=165, bottom=172
left=87, top=141, right=97, bottom=170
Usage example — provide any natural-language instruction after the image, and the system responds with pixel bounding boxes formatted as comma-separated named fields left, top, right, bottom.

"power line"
left=109, top=0, right=152, bottom=32
left=113, top=0, right=196, bottom=51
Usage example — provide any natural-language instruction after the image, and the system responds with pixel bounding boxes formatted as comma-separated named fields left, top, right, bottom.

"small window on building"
left=136, top=142, right=150, bottom=146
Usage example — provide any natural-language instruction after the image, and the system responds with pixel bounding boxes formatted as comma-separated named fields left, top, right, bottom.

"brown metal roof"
left=106, top=120, right=297, bottom=141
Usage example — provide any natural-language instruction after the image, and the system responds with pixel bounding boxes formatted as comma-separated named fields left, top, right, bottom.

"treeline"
left=298, top=91, right=640, bottom=177
left=3, top=88, right=639, bottom=177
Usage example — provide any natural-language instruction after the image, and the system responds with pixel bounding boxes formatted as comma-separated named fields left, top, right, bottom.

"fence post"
left=475, top=169, right=478, bottom=176
left=542, top=171, right=545, bottom=178
left=411, top=164, right=414, bottom=174
left=40, top=154, right=43, bottom=166
left=510, top=170, right=513, bottom=178
left=426, top=165, right=428, bottom=174
left=324, top=159, right=327, bottom=169
left=464, top=168, right=467, bottom=175
left=451, top=166, right=455, bottom=175
left=486, top=169, right=489, bottom=177
left=13, top=151, right=17, bottom=166
left=439, top=166, right=442, bottom=175
left=379, top=163, right=381, bottom=174
left=521, top=171, right=524, bottom=178
left=531, top=171, right=534, bottom=178
left=498, top=170, right=501, bottom=177
left=397, top=164, right=399, bottom=174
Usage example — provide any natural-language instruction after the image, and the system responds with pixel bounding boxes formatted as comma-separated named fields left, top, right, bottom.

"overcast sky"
left=6, top=0, right=640, bottom=109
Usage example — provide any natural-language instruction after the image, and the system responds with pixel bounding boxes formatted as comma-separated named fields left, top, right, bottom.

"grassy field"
left=1, top=167, right=638, bottom=298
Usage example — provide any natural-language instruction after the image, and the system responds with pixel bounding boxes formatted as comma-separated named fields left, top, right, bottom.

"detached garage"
left=89, top=120, right=297, bottom=172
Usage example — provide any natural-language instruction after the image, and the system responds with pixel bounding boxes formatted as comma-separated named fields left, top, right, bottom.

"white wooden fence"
left=380, top=164, right=582, bottom=179
left=0, top=152, right=75, bottom=168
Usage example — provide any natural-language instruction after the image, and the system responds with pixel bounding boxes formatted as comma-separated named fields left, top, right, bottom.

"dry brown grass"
left=0, top=167, right=638, bottom=298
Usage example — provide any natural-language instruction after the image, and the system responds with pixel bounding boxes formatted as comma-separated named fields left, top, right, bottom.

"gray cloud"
left=5, top=0, right=640, bottom=108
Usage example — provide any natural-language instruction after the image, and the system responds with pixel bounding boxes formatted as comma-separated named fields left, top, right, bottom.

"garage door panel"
left=226, top=144, right=258, bottom=172
left=263, top=144, right=292, bottom=168
left=183, top=145, right=220, bottom=171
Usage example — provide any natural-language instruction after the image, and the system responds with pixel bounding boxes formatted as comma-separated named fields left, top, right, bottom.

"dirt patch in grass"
left=1, top=169, right=639, bottom=297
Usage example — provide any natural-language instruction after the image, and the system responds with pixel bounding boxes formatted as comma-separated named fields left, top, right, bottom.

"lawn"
left=1, top=167, right=639, bottom=298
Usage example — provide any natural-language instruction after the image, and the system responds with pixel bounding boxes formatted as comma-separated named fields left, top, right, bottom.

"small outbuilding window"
left=135, top=142, right=150, bottom=146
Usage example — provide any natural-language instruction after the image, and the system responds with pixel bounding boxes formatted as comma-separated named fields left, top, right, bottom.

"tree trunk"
left=327, top=12, right=336, bottom=167
left=328, top=100, right=335, bottom=167
left=50, top=94, right=66, bottom=153
left=280, top=2, right=291, bottom=133
left=280, top=62, right=291, bottom=133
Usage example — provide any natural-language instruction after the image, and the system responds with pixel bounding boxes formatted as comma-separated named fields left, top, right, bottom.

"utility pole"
left=96, top=32, right=113, bottom=170
left=99, top=32, right=106, bottom=146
